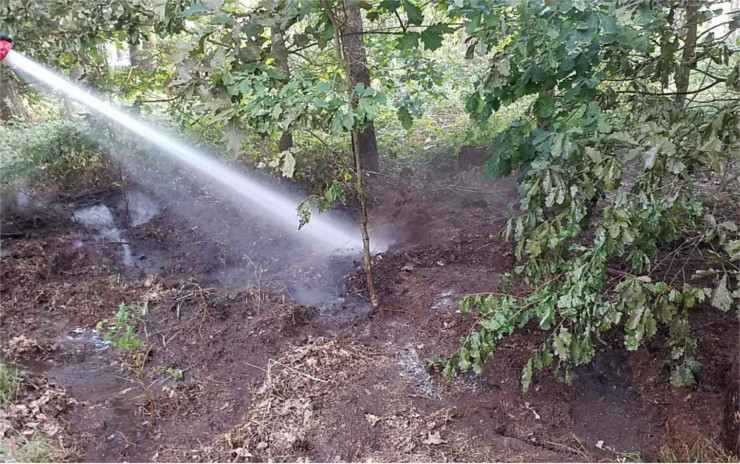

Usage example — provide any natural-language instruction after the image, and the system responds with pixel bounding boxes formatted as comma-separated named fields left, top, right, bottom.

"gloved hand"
left=0, top=33, right=11, bottom=62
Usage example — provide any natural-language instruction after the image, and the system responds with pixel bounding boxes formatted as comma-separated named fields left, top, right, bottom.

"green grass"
left=0, top=431, right=58, bottom=463
left=660, top=439, right=736, bottom=463
left=0, top=362, right=23, bottom=409
left=0, top=363, right=65, bottom=462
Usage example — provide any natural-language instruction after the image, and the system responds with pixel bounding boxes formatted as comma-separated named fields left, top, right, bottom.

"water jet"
left=2, top=49, right=364, bottom=253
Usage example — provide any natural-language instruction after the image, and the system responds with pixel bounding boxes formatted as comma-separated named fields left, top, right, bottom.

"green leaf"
left=224, top=120, right=245, bottom=152
left=643, top=146, right=659, bottom=170
left=711, top=274, right=732, bottom=311
left=403, top=0, right=423, bottom=26
left=553, top=328, right=571, bottom=361
left=378, top=0, right=401, bottom=11
left=421, top=24, right=451, bottom=51
left=211, top=13, right=233, bottom=25
left=398, top=105, right=414, bottom=129
left=396, top=32, right=420, bottom=50
left=296, top=200, right=311, bottom=229
left=725, top=240, right=740, bottom=262
left=498, top=59, right=511, bottom=77
left=280, top=149, right=296, bottom=178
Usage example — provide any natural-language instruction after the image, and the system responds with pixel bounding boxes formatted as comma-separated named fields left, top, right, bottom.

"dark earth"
left=1, top=158, right=738, bottom=462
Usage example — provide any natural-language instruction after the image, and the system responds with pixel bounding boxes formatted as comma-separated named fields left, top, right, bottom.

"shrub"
left=0, top=120, right=107, bottom=192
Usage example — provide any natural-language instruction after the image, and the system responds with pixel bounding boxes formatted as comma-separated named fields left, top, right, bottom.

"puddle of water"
left=398, top=343, right=441, bottom=398
left=570, top=347, right=646, bottom=453
left=68, top=327, right=110, bottom=350
left=23, top=327, right=148, bottom=460
left=23, top=328, right=126, bottom=404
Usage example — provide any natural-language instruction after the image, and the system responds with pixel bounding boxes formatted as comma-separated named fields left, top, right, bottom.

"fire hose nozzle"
left=0, top=33, right=12, bottom=62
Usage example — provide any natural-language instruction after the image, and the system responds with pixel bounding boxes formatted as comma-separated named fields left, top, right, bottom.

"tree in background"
left=0, top=69, right=29, bottom=122
left=323, top=0, right=379, bottom=172
left=271, top=10, right=294, bottom=153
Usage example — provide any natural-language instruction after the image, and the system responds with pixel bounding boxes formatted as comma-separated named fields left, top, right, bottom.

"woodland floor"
left=0, top=159, right=738, bottom=462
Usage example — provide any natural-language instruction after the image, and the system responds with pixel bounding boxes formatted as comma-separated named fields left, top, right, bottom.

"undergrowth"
left=0, top=364, right=62, bottom=463
left=0, top=431, right=58, bottom=463
left=96, top=302, right=157, bottom=425
left=96, top=302, right=182, bottom=426
left=660, top=438, right=737, bottom=463
left=0, top=120, right=105, bottom=189
left=0, top=362, right=22, bottom=409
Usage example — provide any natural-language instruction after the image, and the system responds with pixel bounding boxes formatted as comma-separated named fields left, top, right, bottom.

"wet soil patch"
left=1, top=165, right=737, bottom=462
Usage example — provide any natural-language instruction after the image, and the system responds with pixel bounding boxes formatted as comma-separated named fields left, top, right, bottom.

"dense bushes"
left=0, top=120, right=108, bottom=191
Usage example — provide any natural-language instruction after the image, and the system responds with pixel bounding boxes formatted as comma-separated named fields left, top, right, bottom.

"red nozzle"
left=0, top=34, right=12, bottom=62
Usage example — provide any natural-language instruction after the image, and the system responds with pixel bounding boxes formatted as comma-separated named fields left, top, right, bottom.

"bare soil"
left=1, top=162, right=737, bottom=462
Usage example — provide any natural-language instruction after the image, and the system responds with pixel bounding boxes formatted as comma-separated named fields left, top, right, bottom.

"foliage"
left=0, top=430, right=58, bottom=463
left=431, top=0, right=740, bottom=388
left=0, top=364, right=61, bottom=463
left=96, top=303, right=158, bottom=424
left=96, top=302, right=145, bottom=350
left=0, top=362, right=23, bottom=410
left=660, top=438, right=737, bottom=463
left=0, top=120, right=105, bottom=188
left=162, top=0, right=489, bottom=182
left=0, top=0, right=186, bottom=76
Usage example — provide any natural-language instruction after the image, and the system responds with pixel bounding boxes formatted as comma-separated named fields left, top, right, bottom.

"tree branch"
left=617, top=79, right=723, bottom=96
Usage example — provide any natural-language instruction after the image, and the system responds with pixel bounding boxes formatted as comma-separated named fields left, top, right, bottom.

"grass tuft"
left=0, top=362, right=23, bottom=409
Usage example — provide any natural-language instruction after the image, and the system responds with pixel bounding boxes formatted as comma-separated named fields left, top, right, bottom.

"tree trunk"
left=322, top=0, right=379, bottom=308
left=675, top=0, right=699, bottom=107
left=272, top=23, right=294, bottom=152
left=336, top=0, right=380, bottom=173
left=0, top=69, right=29, bottom=123
left=129, top=32, right=157, bottom=70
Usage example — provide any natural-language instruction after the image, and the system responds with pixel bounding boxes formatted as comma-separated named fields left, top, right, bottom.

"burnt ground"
left=0, top=163, right=738, bottom=462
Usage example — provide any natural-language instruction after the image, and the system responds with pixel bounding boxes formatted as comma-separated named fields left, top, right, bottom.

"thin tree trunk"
left=272, top=23, right=294, bottom=152
left=322, top=0, right=379, bottom=308
left=0, top=69, right=29, bottom=123
left=335, top=0, right=380, bottom=172
left=675, top=0, right=699, bottom=107
left=353, top=132, right=379, bottom=308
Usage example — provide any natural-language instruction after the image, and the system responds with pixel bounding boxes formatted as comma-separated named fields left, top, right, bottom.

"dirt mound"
left=221, top=337, right=386, bottom=461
